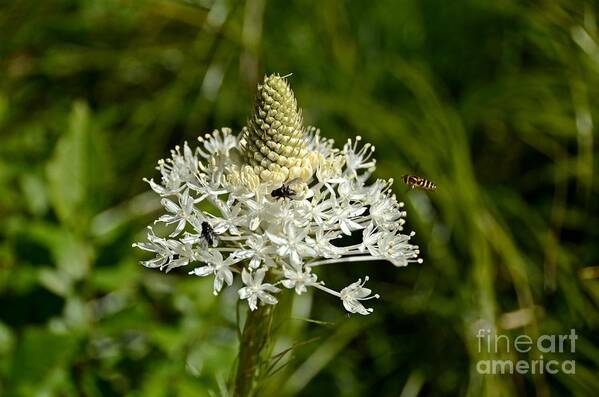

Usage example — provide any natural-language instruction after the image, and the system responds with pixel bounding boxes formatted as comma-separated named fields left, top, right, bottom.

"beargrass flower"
left=238, top=268, right=280, bottom=311
left=133, top=74, right=422, bottom=315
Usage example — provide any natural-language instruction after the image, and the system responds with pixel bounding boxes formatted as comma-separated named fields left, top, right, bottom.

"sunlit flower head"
left=134, top=74, right=422, bottom=315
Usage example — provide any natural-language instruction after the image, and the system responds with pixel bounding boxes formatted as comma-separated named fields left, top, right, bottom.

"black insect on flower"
left=201, top=221, right=217, bottom=246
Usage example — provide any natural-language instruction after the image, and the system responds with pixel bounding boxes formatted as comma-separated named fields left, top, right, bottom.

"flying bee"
left=271, top=178, right=302, bottom=199
left=402, top=174, right=436, bottom=191
left=200, top=221, right=217, bottom=247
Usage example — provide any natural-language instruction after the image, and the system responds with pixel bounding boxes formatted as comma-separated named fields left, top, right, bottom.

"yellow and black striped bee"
left=402, top=174, right=436, bottom=191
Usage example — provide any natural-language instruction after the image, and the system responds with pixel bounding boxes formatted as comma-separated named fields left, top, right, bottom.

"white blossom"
left=339, top=277, right=379, bottom=315
left=305, top=229, right=343, bottom=259
left=157, top=188, right=195, bottom=237
left=188, top=250, right=240, bottom=295
left=135, top=74, right=422, bottom=314
left=133, top=228, right=174, bottom=270
left=267, top=224, right=316, bottom=267
left=331, top=204, right=367, bottom=236
left=238, top=268, right=280, bottom=311
left=359, top=223, right=381, bottom=256
left=343, top=136, right=376, bottom=180
left=235, top=235, right=274, bottom=269
left=281, top=266, right=318, bottom=294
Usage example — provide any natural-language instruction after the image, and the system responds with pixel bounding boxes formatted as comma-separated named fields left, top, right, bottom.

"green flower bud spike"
left=239, top=74, right=319, bottom=186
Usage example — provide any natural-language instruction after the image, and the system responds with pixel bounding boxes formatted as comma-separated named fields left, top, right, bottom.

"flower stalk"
left=233, top=303, right=275, bottom=397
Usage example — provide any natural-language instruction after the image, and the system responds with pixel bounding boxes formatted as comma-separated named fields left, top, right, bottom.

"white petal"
left=249, top=217, right=261, bottom=231
left=147, top=178, right=166, bottom=195
left=254, top=268, right=266, bottom=285
left=142, top=257, right=168, bottom=269
left=180, top=189, right=190, bottom=206
left=249, top=257, right=262, bottom=269
left=298, top=245, right=317, bottom=257
left=188, top=265, right=214, bottom=277
left=295, top=285, right=307, bottom=294
left=135, top=242, right=160, bottom=253
left=266, top=231, right=288, bottom=245
left=213, top=222, right=228, bottom=234
left=340, top=222, right=352, bottom=236
left=345, top=219, right=364, bottom=231
left=165, top=258, right=188, bottom=272
left=238, top=287, right=250, bottom=299
left=281, top=279, right=295, bottom=289
left=222, top=268, right=234, bottom=286
left=241, top=268, right=252, bottom=285
left=261, top=284, right=280, bottom=293
left=355, top=287, right=372, bottom=298
left=257, top=292, right=278, bottom=306
left=391, top=257, right=408, bottom=267
left=170, top=219, right=186, bottom=237
left=342, top=299, right=367, bottom=315
left=213, top=276, right=223, bottom=294
left=157, top=214, right=178, bottom=224
left=161, top=198, right=180, bottom=213
left=290, top=251, right=301, bottom=266
left=248, top=296, right=258, bottom=311
left=351, top=207, right=367, bottom=217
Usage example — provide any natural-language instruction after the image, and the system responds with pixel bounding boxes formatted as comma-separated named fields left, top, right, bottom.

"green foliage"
left=1, top=0, right=598, bottom=396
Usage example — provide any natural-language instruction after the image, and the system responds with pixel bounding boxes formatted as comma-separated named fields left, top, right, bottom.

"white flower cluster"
left=134, top=129, right=421, bottom=315
left=134, top=74, right=421, bottom=315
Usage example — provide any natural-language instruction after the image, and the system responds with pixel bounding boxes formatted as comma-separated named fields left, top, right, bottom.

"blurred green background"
left=1, top=0, right=599, bottom=396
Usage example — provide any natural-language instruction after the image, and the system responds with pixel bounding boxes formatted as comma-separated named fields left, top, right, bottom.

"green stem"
left=233, top=304, right=275, bottom=397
